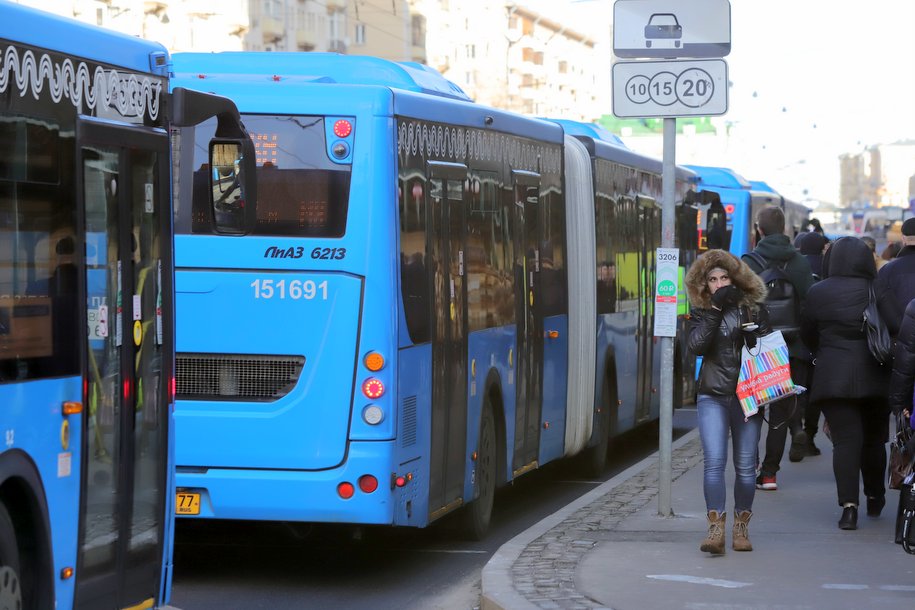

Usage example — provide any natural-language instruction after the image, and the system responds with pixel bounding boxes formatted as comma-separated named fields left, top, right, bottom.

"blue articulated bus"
left=549, top=119, right=701, bottom=409
left=748, top=180, right=810, bottom=239
left=169, top=53, right=701, bottom=538
left=0, top=3, right=253, bottom=608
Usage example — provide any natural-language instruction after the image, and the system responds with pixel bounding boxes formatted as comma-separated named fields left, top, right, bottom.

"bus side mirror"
left=209, top=138, right=257, bottom=234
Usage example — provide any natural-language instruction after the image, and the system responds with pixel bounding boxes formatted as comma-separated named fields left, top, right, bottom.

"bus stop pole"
left=658, top=117, right=676, bottom=517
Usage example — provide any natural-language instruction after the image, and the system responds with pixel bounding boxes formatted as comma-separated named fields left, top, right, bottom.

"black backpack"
left=744, top=251, right=801, bottom=341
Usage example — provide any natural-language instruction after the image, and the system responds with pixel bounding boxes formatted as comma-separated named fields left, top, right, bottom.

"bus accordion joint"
left=62, top=401, right=83, bottom=415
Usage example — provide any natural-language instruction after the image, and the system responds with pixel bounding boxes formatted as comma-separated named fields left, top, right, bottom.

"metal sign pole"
left=658, top=117, right=676, bottom=517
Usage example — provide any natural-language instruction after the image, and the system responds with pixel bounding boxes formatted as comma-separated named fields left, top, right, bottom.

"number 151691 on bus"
left=250, top=279, right=329, bottom=300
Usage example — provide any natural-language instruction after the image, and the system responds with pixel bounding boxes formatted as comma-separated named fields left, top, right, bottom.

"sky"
left=525, top=0, right=915, bottom=205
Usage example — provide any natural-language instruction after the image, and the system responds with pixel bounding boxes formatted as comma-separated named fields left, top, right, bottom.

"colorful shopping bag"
left=736, top=330, right=797, bottom=418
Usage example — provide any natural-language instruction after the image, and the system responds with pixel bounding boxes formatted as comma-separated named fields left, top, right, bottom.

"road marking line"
left=822, top=584, right=869, bottom=590
left=879, top=585, right=915, bottom=592
left=647, top=575, right=751, bottom=588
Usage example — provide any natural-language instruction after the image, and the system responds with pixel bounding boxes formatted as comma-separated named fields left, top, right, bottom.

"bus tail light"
left=337, top=482, right=355, bottom=500
left=333, top=119, right=353, bottom=138
left=362, top=405, right=384, bottom=425
left=358, top=475, right=378, bottom=494
left=364, top=352, right=384, bottom=371
left=362, top=378, right=384, bottom=399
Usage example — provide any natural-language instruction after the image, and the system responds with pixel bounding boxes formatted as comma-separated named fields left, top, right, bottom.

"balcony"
left=297, top=28, right=316, bottom=49
left=325, top=0, right=347, bottom=10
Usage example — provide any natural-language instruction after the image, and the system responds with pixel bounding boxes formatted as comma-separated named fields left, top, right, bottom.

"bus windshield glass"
left=182, top=115, right=350, bottom=237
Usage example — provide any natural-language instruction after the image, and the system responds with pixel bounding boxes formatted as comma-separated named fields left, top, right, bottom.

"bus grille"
left=401, top=396, right=417, bottom=447
left=176, top=353, right=305, bottom=401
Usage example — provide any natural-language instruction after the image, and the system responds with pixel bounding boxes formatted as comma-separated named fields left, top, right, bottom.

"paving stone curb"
left=482, top=428, right=703, bottom=610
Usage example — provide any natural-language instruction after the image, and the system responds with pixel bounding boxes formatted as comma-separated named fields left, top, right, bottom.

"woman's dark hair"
left=881, top=241, right=902, bottom=260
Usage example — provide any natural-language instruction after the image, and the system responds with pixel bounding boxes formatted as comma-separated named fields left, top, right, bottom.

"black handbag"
left=863, top=284, right=892, bottom=365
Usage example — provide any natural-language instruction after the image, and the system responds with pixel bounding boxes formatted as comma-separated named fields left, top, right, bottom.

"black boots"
left=866, top=495, right=885, bottom=518
left=839, top=505, right=858, bottom=530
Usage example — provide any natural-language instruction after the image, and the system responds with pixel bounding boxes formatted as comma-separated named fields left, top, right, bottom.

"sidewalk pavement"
left=482, top=420, right=915, bottom=610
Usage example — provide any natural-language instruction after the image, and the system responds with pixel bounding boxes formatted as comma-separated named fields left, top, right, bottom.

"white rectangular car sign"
left=612, top=59, right=728, bottom=118
left=614, top=0, right=731, bottom=59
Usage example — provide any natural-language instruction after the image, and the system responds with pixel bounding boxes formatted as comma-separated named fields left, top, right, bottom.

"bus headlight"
left=362, top=405, right=384, bottom=425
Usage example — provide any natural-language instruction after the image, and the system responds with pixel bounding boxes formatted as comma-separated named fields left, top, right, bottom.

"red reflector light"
left=362, top=378, right=385, bottom=399
left=337, top=482, right=355, bottom=499
left=724, top=204, right=735, bottom=214
left=358, top=475, right=378, bottom=494
left=333, top=119, right=353, bottom=138
left=394, top=476, right=406, bottom=488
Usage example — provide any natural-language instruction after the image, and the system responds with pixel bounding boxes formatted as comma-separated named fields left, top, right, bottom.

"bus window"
left=185, top=115, right=351, bottom=237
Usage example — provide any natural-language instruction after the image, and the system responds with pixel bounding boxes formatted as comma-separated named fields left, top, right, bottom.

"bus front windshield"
left=180, top=115, right=351, bottom=237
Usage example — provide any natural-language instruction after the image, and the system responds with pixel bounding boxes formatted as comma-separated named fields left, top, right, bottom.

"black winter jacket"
left=800, top=237, right=890, bottom=404
left=743, top=233, right=815, bottom=359
left=685, top=249, right=770, bottom=397
left=888, top=298, right=915, bottom=416
left=689, top=305, right=772, bottom=397
left=875, top=245, right=915, bottom=337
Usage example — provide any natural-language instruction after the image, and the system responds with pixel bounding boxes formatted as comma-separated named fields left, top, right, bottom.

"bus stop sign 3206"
left=612, top=59, right=728, bottom=118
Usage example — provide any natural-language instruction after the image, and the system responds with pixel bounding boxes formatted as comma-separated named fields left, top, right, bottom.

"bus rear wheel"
left=0, top=504, right=22, bottom=610
left=462, top=405, right=496, bottom=540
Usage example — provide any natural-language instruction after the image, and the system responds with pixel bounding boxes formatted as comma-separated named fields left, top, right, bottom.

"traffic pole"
left=658, top=117, right=676, bottom=518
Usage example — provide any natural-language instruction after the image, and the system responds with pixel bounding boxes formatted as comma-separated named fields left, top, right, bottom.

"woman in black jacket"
left=801, top=236, right=891, bottom=530
left=686, top=249, right=770, bottom=554
left=888, top=297, right=915, bottom=543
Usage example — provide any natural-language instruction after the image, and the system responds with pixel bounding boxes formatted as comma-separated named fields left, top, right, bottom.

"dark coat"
left=888, top=298, right=915, bottom=419
left=875, top=245, right=915, bottom=337
left=800, top=237, right=890, bottom=404
left=686, top=249, right=771, bottom=397
left=743, top=233, right=815, bottom=358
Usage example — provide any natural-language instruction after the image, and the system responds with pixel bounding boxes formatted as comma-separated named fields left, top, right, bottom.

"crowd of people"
left=686, top=209, right=915, bottom=555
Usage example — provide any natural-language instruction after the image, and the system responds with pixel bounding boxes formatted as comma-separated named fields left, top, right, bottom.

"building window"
left=411, top=15, right=425, bottom=47
left=558, top=61, right=568, bottom=74
left=355, top=23, right=366, bottom=45
left=466, top=44, right=475, bottom=59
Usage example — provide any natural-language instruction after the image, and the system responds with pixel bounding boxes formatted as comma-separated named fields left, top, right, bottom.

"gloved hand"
left=710, top=284, right=741, bottom=309
left=742, top=330, right=758, bottom=349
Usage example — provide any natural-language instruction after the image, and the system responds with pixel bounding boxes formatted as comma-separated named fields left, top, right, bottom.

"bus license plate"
left=176, top=491, right=200, bottom=515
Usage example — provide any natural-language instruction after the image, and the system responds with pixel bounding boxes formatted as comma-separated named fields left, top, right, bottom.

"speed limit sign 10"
left=612, top=58, right=728, bottom=118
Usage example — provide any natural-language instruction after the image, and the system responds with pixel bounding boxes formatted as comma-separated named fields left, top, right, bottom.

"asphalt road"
left=170, top=408, right=697, bottom=610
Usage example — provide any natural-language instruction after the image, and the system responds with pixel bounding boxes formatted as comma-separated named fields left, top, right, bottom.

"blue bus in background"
left=169, top=53, right=704, bottom=539
left=0, top=3, right=253, bottom=608
left=686, top=165, right=808, bottom=257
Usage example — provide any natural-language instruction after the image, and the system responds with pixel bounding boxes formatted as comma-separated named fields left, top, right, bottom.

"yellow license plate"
left=176, top=491, right=200, bottom=515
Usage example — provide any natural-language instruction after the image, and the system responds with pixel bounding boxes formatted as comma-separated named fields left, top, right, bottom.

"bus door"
left=427, top=162, right=469, bottom=518
left=75, top=118, right=171, bottom=610
left=511, top=170, right=543, bottom=473
left=636, top=196, right=659, bottom=423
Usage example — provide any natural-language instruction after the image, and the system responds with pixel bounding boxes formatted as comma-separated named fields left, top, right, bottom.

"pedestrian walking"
left=793, top=231, right=829, bottom=455
left=800, top=236, right=891, bottom=530
left=743, top=207, right=816, bottom=488
left=876, top=217, right=915, bottom=337
left=888, top=297, right=915, bottom=544
left=686, top=249, right=770, bottom=554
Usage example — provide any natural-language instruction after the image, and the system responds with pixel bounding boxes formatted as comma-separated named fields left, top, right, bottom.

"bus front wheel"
left=0, top=503, right=22, bottom=610
left=462, top=405, right=496, bottom=540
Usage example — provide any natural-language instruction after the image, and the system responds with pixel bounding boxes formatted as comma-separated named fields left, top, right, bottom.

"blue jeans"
left=697, top=393, right=763, bottom=513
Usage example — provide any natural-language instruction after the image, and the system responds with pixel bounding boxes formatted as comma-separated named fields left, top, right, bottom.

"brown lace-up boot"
left=733, top=510, right=753, bottom=551
left=700, top=510, right=726, bottom=554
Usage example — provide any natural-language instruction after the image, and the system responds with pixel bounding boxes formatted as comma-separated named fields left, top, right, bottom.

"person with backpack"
left=743, top=207, right=816, bottom=490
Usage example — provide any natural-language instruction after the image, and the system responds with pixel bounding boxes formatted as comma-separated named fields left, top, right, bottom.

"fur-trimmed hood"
left=685, top=249, right=767, bottom=309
